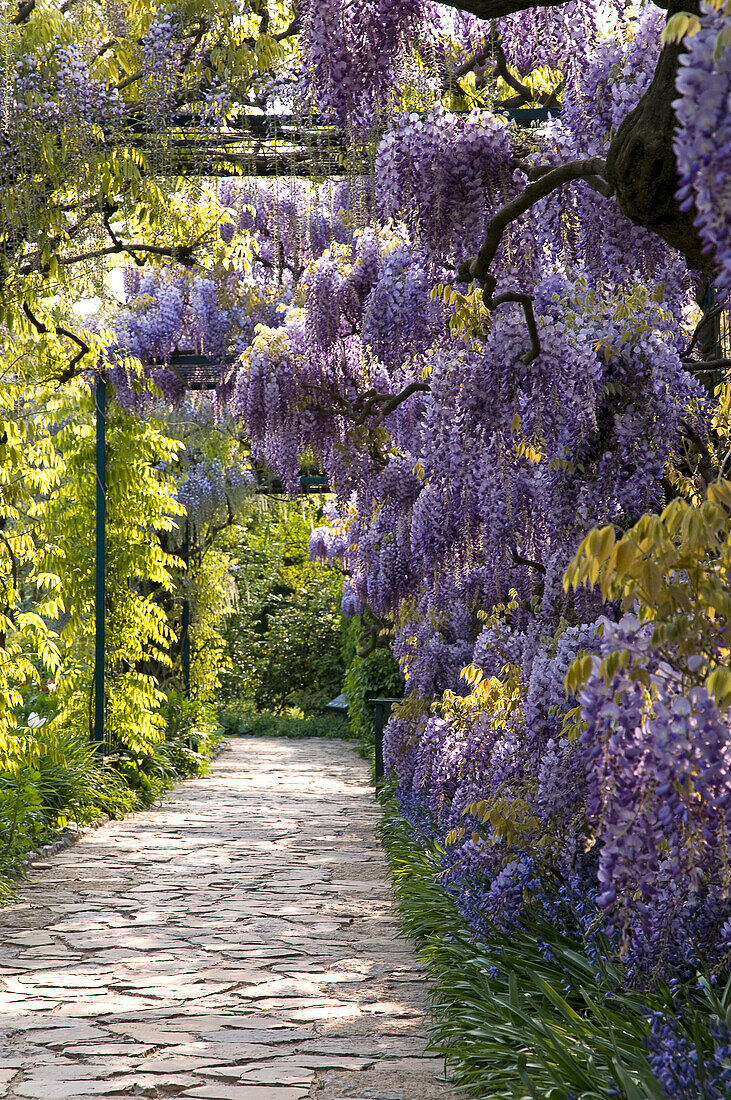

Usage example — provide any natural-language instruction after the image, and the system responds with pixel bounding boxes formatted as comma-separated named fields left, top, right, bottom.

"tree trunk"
left=606, top=0, right=708, bottom=273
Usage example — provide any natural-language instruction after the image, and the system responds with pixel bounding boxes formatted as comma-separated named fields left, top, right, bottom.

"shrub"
left=344, top=641, right=403, bottom=749
left=0, top=720, right=135, bottom=876
left=220, top=499, right=345, bottom=713
left=218, top=701, right=351, bottom=740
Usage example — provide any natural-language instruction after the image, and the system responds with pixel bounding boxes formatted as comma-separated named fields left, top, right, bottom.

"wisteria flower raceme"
left=674, top=1, right=731, bottom=289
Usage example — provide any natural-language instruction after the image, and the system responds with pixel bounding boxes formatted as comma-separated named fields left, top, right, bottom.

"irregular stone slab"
left=13, top=1080, right=127, bottom=1100
left=232, top=1068, right=315, bottom=1087
left=1, top=930, right=58, bottom=945
left=234, top=978, right=323, bottom=999
left=16, top=1025, right=108, bottom=1044
left=105, top=1023, right=199, bottom=1043
left=196, top=1027, right=313, bottom=1043
left=183, top=1088, right=309, bottom=1100
left=282, top=1057, right=374, bottom=1070
left=166, top=1042, right=301, bottom=1062
left=134, top=1055, right=246, bottom=1072
left=198, top=1066, right=315, bottom=1085
left=63, top=1044, right=154, bottom=1057
left=279, top=1004, right=362, bottom=1022
left=0, top=997, right=61, bottom=1012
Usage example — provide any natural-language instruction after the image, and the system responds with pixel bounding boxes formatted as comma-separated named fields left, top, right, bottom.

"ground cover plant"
left=216, top=502, right=401, bottom=762
left=381, top=793, right=731, bottom=1099
left=0, top=0, right=729, bottom=1095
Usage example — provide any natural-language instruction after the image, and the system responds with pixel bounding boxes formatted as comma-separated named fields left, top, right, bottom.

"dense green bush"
left=109, top=696, right=220, bottom=802
left=0, top=682, right=220, bottom=885
left=0, top=720, right=135, bottom=877
left=342, top=619, right=403, bottom=749
left=220, top=498, right=344, bottom=714
left=218, top=702, right=351, bottom=740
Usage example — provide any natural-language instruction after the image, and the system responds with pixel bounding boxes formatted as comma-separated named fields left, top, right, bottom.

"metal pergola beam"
left=116, top=106, right=561, bottom=177
left=93, top=373, right=106, bottom=750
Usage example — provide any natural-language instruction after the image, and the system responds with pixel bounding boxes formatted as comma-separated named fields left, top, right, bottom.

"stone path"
left=0, top=737, right=452, bottom=1100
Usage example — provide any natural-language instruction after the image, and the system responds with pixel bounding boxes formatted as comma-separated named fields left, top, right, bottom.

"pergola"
left=91, top=103, right=731, bottom=749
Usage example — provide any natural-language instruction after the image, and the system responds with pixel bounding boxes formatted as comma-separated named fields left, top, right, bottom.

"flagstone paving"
left=0, top=737, right=453, bottom=1100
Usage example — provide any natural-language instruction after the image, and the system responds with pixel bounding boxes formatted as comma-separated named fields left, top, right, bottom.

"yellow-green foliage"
left=41, top=382, right=183, bottom=754
left=437, top=660, right=554, bottom=855
left=187, top=545, right=233, bottom=703
left=432, top=282, right=489, bottom=338
left=446, top=661, right=522, bottom=725
left=663, top=4, right=728, bottom=57
left=2, top=0, right=299, bottom=334
left=564, top=477, right=731, bottom=709
left=0, top=382, right=63, bottom=764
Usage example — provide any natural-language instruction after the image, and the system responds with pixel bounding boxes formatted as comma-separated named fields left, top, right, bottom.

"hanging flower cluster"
left=674, top=1, right=731, bottom=292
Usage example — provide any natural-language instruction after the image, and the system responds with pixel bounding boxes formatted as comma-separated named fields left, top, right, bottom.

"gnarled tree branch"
left=357, top=382, right=431, bottom=427
left=492, top=34, right=563, bottom=108
left=307, top=380, right=430, bottom=429
left=482, top=277, right=542, bottom=364
left=48, top=241, right=197, bottom=270
left=511, top=547, right=547, bottom=574
left=440, top=1, right=705, bottom=272
left=460, top=156, right=610, bottom=285
left=437, top=0, right=569, bottom=18
left=453, top=42, right=493, bottom=80
left=456, top=158, right=610, bottom=363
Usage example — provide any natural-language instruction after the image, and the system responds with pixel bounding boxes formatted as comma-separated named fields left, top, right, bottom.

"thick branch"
left=19, top=240, right=194, bottom=276
left=683, top=293, right=729, bottom=359
left=512, top=547, right=546, bottom=575
left=449, top=42, right=492, bottom=85
left=305, top=380, right=430, bottom=430
left=437, top=0, right=569, bottom=18
left=345, top=383, right=430, bottom=427
left=357, top=606, right=389, bottom=658
left=605, top=0, right=706, bottom=271
left=54, top=242, right=197, bottom=268
left=683, top=359, right=731, bottom=371
left=462, top=157, right=609, bottom=283
left=488, top=281, right=542, bottom=364
left=272, top=17, right=299, bottom=41
left=368, top=382, right=431, bottom=427
left=180, top=18, right=208, bottom=68
left=12, top=0, right=34, bottom=23
left=492, top=37, right=541, bottom=104
left=252, top=245, right=303, bottom=284
left=14, top=0, right=77, bottom=20
left=0, top=531, right=19, bottom=596
left=114, top=68, right=145, bottom=93
left=682, top=423, right=718, bottom=487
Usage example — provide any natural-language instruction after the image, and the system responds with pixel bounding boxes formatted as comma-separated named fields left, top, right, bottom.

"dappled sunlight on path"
left=0, top=738, right=451, bottom=1100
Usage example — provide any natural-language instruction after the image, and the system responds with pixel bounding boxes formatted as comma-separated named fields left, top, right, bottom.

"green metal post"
left=701, top=285, right=722, bottom=360
left=368, top=697, right=401, bottom=788
left=182, top=517, right=190, bottom=697
left=93, top=373, right=106, bottom=750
